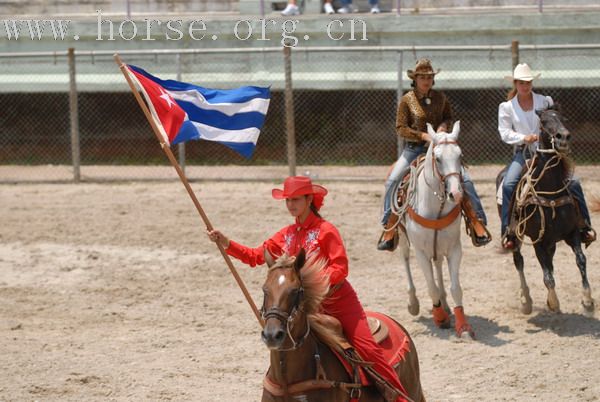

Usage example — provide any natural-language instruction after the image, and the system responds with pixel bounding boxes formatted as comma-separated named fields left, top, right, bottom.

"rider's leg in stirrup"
left=501, top=154, right=526, bottom=250
left=378, top=145, right=422, bottom=251
left=460, top=169, right=491, bottom=247
left=569, top=178, right=596, bottom=247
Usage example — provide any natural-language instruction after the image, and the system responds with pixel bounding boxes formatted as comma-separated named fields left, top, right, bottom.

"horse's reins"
left=261, top=287, right=311, bottom=352
left=414, top=139, right=462, bottom=260
left=262, top=269, right=366, bottom=401
left=262, top=270, right=417, bottom=402
left=423, top=139, right=461, bottom=201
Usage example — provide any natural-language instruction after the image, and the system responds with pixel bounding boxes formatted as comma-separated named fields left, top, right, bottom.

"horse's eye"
left=290, top=288, right=303, bottom=304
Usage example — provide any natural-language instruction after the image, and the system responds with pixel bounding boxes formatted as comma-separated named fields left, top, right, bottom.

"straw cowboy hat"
left=505, top=63, right=541, bottom=82
left=407, top=58, right=441, bottom=80
left=272, top=176, right=328, bottom=210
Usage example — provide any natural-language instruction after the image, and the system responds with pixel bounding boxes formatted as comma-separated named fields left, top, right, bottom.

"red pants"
left=321, top=280, right=408, bottom=402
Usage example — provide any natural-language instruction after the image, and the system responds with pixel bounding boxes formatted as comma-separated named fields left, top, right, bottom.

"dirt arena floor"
left=1, top=166, right=600, bottom=401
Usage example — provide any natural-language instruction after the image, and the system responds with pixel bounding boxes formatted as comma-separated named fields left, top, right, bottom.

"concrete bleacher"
left=1, top=1, right=599, bottom=92
left=2, top=0, right=600, bottom=17
left=0, top=0, right=239, bottom=16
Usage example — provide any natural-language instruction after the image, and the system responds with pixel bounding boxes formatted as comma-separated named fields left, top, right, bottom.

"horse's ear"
left=264, top=249, right=275, bottom=268
left=451, top=120, right=460, bottom=138
left=426, top=123, right=436, bottom=137
left=553, top=102, right=562, bottom=114
left=294, top=249, right=306, bottom=273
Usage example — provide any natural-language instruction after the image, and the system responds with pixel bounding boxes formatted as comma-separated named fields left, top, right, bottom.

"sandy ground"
left=1, top=166, right=600, bottom=401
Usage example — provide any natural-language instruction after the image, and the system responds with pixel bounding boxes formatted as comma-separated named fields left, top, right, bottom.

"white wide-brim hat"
left=505, top=63, right=541, bottom=82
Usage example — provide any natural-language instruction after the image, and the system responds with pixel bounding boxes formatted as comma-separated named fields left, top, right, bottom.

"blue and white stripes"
left=129, top=65, right=270, bottom=158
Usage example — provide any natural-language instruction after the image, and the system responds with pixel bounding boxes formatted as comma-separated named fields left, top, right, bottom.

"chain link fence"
left=1, top=44, right=599, bottom=182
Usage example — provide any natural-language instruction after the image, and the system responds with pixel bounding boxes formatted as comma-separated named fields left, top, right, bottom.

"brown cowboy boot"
left=501, top=231, right=517, bottom=251
left=461, top=197, right=491, bottom=247
left=580, top=222, right=597, bottom=249
left=377, top=214, right=399, bottom=252
left=574, top=203, right=596, bottom=248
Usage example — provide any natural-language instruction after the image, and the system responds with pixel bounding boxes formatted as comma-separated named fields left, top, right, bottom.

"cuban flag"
left=125, top=64, right=270, bottom=158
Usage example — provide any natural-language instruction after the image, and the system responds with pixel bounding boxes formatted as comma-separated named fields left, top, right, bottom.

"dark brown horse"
left=496, top=107, right=595, bottom=314
left=260, top=249, right=425, bottom=402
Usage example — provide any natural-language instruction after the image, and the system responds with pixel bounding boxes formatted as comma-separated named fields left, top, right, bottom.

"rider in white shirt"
left=498, top=63, right=596, bottom=249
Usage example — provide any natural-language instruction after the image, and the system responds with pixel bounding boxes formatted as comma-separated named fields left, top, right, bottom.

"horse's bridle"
left=538, top=112, right=570, bottom=155
left=428, top=139, right=462, bottom=201
left=261, top=281, right=311, bottom=351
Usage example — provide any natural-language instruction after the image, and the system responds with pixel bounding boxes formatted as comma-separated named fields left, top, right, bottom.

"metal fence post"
left=511, top=40, right=519, bottom=69
left=68, top=48, right=81, bottom=182
left=396, top=50, right=404, bottom=159
left=538, top=0, right=543, bottom=13
left=283, top=46, right=296, bottom=176
left=396, top=0, right=402, bottom=15
left=176, top=53, right=186, bottom=174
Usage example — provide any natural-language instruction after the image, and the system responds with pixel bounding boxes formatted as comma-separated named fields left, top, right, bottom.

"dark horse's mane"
left=269, top=254, right=346, bottom=352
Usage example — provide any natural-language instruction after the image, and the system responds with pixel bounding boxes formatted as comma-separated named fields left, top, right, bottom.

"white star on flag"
left=159, top=88, right=176, bottom=108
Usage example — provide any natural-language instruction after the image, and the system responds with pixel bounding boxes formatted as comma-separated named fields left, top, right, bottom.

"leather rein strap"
left=263, top=374, right=362, bottom=398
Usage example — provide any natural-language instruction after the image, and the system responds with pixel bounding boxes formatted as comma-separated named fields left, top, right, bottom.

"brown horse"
left=260, top=249, right=425, bottom=402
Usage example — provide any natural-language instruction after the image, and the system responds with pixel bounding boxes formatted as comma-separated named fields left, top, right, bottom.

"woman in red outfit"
left=207, top=176, right=407, bottom=402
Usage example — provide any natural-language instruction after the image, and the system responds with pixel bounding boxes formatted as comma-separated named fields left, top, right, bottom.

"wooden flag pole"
left=114, top=54, right=264, bottom=327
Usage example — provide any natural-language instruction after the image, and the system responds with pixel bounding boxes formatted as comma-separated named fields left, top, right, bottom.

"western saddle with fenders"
left=382, top=155, right=491, bottom=251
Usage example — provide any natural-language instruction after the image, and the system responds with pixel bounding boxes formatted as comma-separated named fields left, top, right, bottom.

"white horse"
left=397, top=121, right=475, bottom=339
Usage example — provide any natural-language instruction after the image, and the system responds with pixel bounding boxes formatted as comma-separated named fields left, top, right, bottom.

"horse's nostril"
left=557, top=134, right=562, bottom=140
left=274, top=330, right=285, bottom=342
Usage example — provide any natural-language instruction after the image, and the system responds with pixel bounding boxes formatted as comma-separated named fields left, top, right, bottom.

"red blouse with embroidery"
left=225, top=212, right=348, bottom=285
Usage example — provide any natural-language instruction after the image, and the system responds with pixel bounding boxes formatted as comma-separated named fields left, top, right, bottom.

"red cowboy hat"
left=272, top=176, right=328, bottom=210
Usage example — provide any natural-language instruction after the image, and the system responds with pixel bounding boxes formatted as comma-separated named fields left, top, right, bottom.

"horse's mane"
left=270, top=254, right=346, bottom=352
left=561, top=156, right=575, bottom=180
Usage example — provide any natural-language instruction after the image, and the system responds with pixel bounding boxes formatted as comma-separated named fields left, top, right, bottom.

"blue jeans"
left=501, top=152, right=592, bottom=235
left=381, top=143, right=487, bottom=226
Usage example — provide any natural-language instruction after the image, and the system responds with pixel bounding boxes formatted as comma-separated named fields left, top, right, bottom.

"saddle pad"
left=332, top=311, right=412, bottom=386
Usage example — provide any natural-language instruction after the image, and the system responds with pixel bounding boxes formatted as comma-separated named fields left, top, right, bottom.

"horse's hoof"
left=437, top=319, right=451, bottom=329
left=581, top=300, right=595, bottom=316
left=520, top=303, right=533, bottom=315
left=432, top=305, right=451, bottom=328
left=546, top=300, right=560, bottom=313
left=456, top=324, right=475, bottom=340
left=520, top=288, right=533, bottom=315
left=407, top=301, right=420, bottom=316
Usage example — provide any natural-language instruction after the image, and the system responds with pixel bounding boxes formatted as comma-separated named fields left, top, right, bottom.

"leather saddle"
left=312, top=314, right=389, bottom=349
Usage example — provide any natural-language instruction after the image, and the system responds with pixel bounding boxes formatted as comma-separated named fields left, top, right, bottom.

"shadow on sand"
left=527, top=311, right=600, bottom=338
left=416, top=314, right=512, bottom=346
